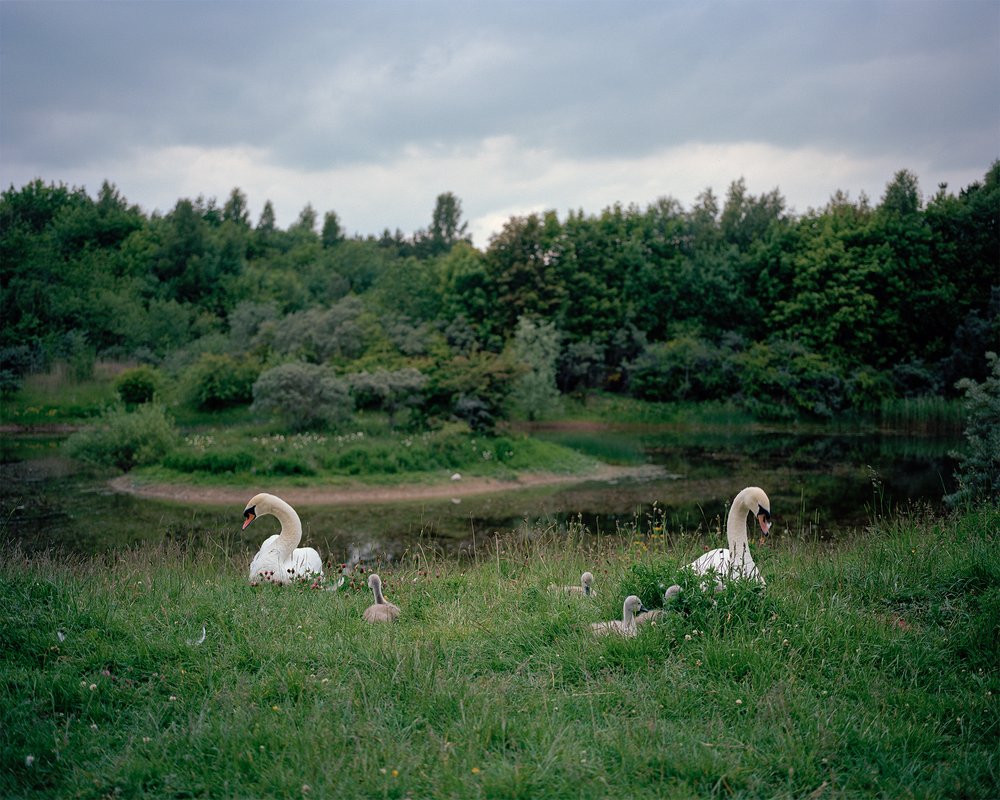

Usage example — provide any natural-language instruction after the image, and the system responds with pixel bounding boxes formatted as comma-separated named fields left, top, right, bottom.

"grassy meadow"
left=2, top=505, right=998, bottom=799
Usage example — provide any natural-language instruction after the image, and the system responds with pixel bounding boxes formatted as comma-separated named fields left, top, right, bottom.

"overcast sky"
left=2, top=0, right=997, bottom=247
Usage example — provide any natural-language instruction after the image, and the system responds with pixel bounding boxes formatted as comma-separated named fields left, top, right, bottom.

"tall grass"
left=1, top=367, right=118, bottom=426
left=2, top=507, right=997, bottom=798
left=879, top=396, right=966, bottom=434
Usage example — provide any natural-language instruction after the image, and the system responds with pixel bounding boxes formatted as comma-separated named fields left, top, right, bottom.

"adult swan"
left=688, top=486, right=772, bottom=586
left=243, top=493, right=324, bottom=585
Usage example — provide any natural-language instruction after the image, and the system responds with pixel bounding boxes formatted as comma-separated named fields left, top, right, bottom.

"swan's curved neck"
left=372, top=582, right=386, bottom=604
left=268, top=496, right=303, bottom=553
left=726, top=490, right=757, bottom=567
left=726, top=496, right=750, bottom=548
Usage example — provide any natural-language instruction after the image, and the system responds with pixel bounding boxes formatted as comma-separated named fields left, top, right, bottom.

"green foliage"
left=425, top=350, right=517, bottom=433
left=149, top=426, right=591, bottom=484
left=947, top=352, right=1000, bottom=507
left=3, top=166, right=998, bottom=426
left=484, top=211, right=564, bottom=334
left=736, top=339, right=852, bottom=420
left=346, top=367, right=427, bottom=427
left=63, top=404, right=178, bottom=471
left=261, top=297, right=367, bottom=363
left=184, top=353, right=259, bottom=410
left=626, top=335, right=736, bottom=402
left=114, top=365, right=161, bottom=406
left=0, top=344, right=35, bottom=396
left=251, top=362, right=353, bottom=431
left=506, top=316, right=562, bottom=420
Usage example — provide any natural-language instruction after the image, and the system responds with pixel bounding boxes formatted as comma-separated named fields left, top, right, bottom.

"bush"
left=64, top=404, right=178, bottom=471
left=626, top=336, right=732, bottom=402
left=251, top=362, right=353, bottom=431
left=425, top=351, right=516, bottom=433
left=735, top=340, right=849, bottom=420
left=947, top=351, right=1000, bottom=507
left=115, top=365, right=161, bottom=406
left=506, top=316, right=562, bottom=421
left=0, top=345, right=36, bottom=396
left=185, top=353, right=259, bottom=410
left=346, top=367, right=428, bottom=428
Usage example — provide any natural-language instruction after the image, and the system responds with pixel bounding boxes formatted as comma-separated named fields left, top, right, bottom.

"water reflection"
left=0, top=424, right=960, bottom=562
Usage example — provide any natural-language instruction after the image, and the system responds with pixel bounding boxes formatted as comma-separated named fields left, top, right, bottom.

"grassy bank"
left=135, top=423, right=601, bottom=488
left=2, top=506, right=997, bottom=799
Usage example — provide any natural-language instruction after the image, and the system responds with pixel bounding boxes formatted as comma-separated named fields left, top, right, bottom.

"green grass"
left=2, top=507, right=997, bottom=799
left=0, top=368, right=117, bottom=426
left=135, top=424, right=600, bottom=488
left=879, top=396, right=966, bottom=434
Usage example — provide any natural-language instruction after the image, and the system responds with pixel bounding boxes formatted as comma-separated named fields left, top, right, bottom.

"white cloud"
left=15, top=135, right=983, bottom=253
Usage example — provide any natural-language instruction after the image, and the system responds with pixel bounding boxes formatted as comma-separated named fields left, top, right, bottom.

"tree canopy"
left=2, top=164, right=997, bottom=423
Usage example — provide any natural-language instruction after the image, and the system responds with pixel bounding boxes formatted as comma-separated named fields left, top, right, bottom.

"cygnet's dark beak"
left=242, top=507, right=256, bottom=530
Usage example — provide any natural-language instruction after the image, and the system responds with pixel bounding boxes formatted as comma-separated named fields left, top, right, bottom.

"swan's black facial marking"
left=757, top=504, right=772, bottom=537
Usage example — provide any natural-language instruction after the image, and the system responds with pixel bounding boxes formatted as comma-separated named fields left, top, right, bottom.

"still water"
left=0, top=423, right=961, bottom=562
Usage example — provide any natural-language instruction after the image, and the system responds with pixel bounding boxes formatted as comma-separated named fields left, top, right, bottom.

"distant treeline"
left=1, top=163, right=998, bottom=425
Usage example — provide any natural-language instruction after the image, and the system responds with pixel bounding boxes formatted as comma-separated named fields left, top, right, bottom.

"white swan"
left=687, top=486, right=771, bottom=586
left=591, top=595, right=648, bottom=638
left=363, top=574, right=400, bottom=623
left=551, top=571, right=595, bottom=596
left=243, top=493, right=323, bottom=585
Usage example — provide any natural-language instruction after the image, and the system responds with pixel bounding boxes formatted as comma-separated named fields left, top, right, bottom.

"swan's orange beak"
left=242, top=510, right=256, bottom=530
left=757, top=511, right=771, bottom=539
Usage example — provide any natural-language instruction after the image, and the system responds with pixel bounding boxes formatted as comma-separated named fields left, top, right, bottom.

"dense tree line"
left=1, top=165, right=997, bottom=426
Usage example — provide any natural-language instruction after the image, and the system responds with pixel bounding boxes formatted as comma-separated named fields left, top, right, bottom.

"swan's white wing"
left=291, top=547, right=323, bottom=579
left=249, top=534, right=281, bottom=581
left=688, top=548, right=731, bottom=576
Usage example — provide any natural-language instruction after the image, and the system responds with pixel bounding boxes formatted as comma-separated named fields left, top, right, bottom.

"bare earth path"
left=109, top=464, right=667, bottom=507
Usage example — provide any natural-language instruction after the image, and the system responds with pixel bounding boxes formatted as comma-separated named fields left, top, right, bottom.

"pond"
left=0, top=422, right=962, bottom=564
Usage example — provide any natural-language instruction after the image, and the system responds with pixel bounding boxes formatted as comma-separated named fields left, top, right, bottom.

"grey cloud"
left=2, top=1, right=996, bottom=200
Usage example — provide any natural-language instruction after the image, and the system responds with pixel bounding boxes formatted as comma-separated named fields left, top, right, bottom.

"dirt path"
left=108, top=464, right=667, bottom=507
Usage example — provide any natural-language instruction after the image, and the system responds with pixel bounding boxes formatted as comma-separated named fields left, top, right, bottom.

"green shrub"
left=626, top=336, right=732, bottom=402
left=185, top=353, right=259, bottom=410
left=64, top=404, right=178, bottom=471
left=736, top=339, right=849, bottom=420
left=0, top=345, right=35, bottom=396
left=425, top=351, right=516, bottom=433
left=506, top=316, right=561, bottom=421
left=947, top=351, right=1000, bottom=507
left=252, top=362, right=353, bottom=431
left=114, top=365, right=161, bottom=406
left=346, top=367, right=428, bottom=427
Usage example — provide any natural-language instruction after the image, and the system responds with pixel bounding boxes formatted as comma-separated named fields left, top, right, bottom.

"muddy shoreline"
left=108, top=464, right=668, bottom=507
